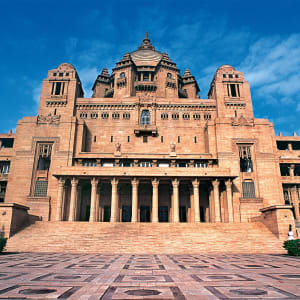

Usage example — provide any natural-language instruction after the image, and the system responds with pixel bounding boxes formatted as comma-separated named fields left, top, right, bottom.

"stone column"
left=69, top=177, right=78, bottom=221
left=172, top=178, right=180, bottom=223
left=292, top=185, right=300, bottom=221
left=131, top=178, right=139, bottom=223
left=290, top=164, right=295, bottom=177
left=225, top=180, right=234, bottom=223
left=152, top=178, right=159, bottom=222
left=89, top=178, right=98, bottom=222
left=288, top=143, right=293, bottom=151
left=192, top=179, right=200, bottom=222
left=110, top=178, right=119, bottom=222
left=56, top=177, right=65, bottom=221
left=209, top=186, right=215, bottom=222
left=96, top=185, right=101, bottom=222
left=212, top=180, right=221, bottom=222
left=76, top=185, right=82, bottom=221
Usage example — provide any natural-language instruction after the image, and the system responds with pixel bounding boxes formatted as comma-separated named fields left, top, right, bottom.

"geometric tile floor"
left=0, top=253, right=300, bottom=299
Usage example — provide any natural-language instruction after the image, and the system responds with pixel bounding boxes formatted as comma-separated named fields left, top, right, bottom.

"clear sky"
left=1, top=0, right=300, bottom=135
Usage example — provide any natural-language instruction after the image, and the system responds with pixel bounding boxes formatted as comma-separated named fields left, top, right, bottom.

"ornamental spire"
left=138, top=32, right=155, bottom=50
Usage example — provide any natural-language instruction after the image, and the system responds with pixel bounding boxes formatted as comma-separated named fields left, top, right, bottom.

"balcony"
left=134, top=124, right=158, bottom=136
left=178, top=88, right=187, bottom=98
left=117, top=77, right=126, bottom=88
left=134, top=80, right=157, bottom=91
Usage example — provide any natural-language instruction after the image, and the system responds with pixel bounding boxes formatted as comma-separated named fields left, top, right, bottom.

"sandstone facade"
left=0, top=33, right=299, bottom=243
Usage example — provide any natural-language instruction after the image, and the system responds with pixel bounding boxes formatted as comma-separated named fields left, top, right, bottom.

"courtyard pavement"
left=0, top=253, right=299, bottom=299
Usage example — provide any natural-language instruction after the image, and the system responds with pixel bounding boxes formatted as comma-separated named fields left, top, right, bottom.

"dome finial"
left=138, top=32, right=155, bottom=50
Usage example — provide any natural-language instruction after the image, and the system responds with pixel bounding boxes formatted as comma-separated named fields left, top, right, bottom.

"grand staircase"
left=6, top=221, right=285, bottom=254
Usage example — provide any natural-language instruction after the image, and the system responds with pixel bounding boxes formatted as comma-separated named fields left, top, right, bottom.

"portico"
left=55, top=175, right=235, bottom=223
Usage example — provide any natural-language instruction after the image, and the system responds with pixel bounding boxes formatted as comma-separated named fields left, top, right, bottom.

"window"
left=227, top=84, right=240, bottom=97
left=161, top=113, right=168, bottom=120
left=223, top=74, right=226, bottom=78
left=51, top=82, right=65, bottom=96
left=123, top=113, right=130, bottom=119
left=65, top=72, right=69, bottom=76
left=138, top=161, right=152, bottom=167
left=80, top=112, right=87, bottom=119
left=161, top=136, right=164, bottom=143
left=280, top=164, right=290, bottom=176
left=37, top=144, right=52, bottom=171
left=143, top=72, right=149, bottom=81
left=229, top=74, right=233, bottom=78
left=127, top=136, right=130, bottom=142
left=120, top=72, right=125, bottom=78
left=194, top=136, right=197, bottom=143
left=172, top=113, right=179, bottom=120
left=242, top=181, right=256, bottom=198
left=120, top=160, right=134, bottom=167
left=176, top=161, right=189, bottom=168
left=34, top=180, right=48, bottom=197
left=59, top=72, right=63, bottom=77
left=204, top=114, right=211, bottom=120
left=235, top=74, right=239, bottom=78
left=178, top=136, right=180, bottom=143
left=101, top=112, right=109, bottom=119
left=143, top=136, right=148, bottom=143
left=111, top=136, right=113, bottom=143
left=82, top=159, right=97, bottom=167
left=182, top=113, right=190, bottom=120
left=239, top=145, right=253, bottom=172
left=158, top=162, right=170, bottom=167
left=167, top=73, right=172, bottom=79
left=94, top=136, right=96, bottom=142
left=194, top=161, right=208, bottom=168
left=193, top=113, right=201, bottom=120
left=112, top=112, right=120, bottom=119
left=102, top=161, right=115, bottom=167
left=91, top=112, right=98, bottom=119
left=140, top=110, right=150, bottom=125
left=0, top=161, right=10, bottom=174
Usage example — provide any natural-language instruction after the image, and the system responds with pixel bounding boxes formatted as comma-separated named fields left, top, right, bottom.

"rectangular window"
left=230, top=84, right=237, bottom=97
left=127, top=136, right=130, bottom=143
left=111, top=136, right=113, bottom=143
left=239, top=145, right=253, bottom=172
left=34, top=180, right=48, bottom=197
left=55, top=82, right=61, bottom=95
left=178, top=136, right=180, bottom=143
left=194, top=136, right=197, bottom=143
left=242, top=181, right=256, bottom=198
left=143, top=136, right=148, bottom=143
left=161, top=136, right=164, bottom=143
left=227, top=84, right=240, bottom=97
left=94, top=136, right=96, bottom=142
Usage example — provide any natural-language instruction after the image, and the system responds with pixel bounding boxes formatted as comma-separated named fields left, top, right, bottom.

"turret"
left=208, top=65, right=254, bottom=118
left=38, top=63, right=83, bottom=118
left=92, top=68, right=112, bottom=98
left=181, top=69, right=200, bottom=98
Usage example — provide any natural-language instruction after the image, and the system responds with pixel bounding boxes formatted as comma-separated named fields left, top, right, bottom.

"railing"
left=134, top=81, right=157, bottom=91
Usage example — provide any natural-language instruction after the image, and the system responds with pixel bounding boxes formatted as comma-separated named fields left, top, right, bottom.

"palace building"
left=0, top=33, right=299, bottom=253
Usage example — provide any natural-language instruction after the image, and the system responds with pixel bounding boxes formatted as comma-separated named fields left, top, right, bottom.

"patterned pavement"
left=0, top=253, right=299, bottom=299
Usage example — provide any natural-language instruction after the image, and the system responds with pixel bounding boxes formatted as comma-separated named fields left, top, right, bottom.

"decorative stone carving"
left=231, top=114, right=254, bottom=127
left=37, top=114, right=61, bottom=125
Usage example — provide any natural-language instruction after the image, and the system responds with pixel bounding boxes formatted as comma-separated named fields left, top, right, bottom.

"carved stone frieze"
left=37, top=114, right=61, bottom=125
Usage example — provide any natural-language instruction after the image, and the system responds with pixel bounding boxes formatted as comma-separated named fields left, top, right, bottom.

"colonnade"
left=55, top=177, right=234, bottom=223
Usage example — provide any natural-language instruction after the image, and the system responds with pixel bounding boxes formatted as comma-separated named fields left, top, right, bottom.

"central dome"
left=130, top=33, right=162, bottom=66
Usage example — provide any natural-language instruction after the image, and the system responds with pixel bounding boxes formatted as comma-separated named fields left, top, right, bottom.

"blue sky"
left=1, top=0, right=300, bottom=135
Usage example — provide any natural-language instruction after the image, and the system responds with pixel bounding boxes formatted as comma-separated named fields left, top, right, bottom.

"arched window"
left=120, top=72, right=125, bottom=78
left=167, top=73, right=172, bottom=79
left=140, top=110, right=150, bottom=125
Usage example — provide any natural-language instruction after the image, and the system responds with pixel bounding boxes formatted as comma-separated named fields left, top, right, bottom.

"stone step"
left=6, top=221, right=285, bottom=254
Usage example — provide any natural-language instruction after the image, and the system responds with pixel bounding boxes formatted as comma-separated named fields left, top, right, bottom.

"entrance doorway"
left=140, top=206, right=150, bottom=222
left=159, top=206, right=169, bottom=222
left=179, top=206, right=187, bottom=222
left=122, top=205, right=132, bottom=222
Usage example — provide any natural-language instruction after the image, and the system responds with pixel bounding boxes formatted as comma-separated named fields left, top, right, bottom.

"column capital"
left=172, top=178, right=179, bottom=188
left=131, top=177, right=139, bottom=187
left=91, top=177, right=98, bottom=186
left=111, top=177, right=119, bottom=186
left=71, top=177, right=79, bottom=186
left=152, top=178, right=159, bottom=187
left=192, top=178, right=199, bottom=188
left=58, top=177, right=65, bottom=186
left=225, top=179, right=232, bottom=188
left=212, top=179, right=219, bottom=187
